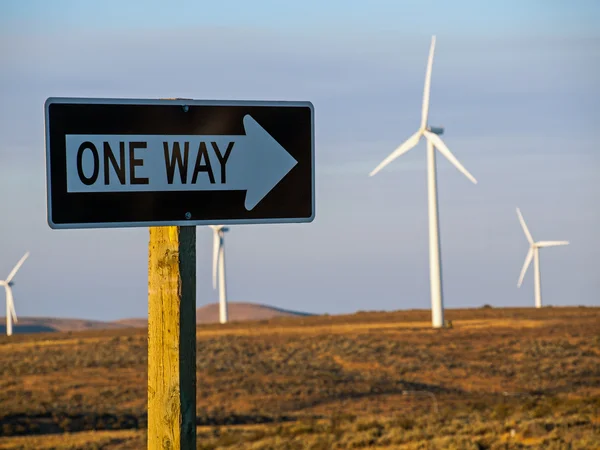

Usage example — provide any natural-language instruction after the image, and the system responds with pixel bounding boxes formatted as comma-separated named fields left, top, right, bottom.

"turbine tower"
left=516, top=208, right=569, bottom=308
left=0, top=252, right=30, bottom=336
left=210, top=225, right=229, bottom=324
left=369, top=35, right=477, bottom=329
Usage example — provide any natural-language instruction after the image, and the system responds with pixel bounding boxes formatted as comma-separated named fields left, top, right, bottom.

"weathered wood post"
left=148, top=226, right=196, bottom=449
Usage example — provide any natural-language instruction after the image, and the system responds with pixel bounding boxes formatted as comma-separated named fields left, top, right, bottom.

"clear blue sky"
left=1, top=1, right=599, bottom=320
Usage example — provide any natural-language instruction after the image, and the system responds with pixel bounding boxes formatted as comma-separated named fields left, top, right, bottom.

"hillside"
left=0, top=302, right=314, bottom=334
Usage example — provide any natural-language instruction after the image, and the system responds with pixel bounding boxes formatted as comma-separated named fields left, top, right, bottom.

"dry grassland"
left=0, top=307, right=598, bottom=449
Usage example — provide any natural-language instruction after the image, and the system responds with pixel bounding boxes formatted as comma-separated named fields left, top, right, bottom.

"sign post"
left=44, top=97, right=314, bottom=449
left=148, top=226, right=196, bottom=449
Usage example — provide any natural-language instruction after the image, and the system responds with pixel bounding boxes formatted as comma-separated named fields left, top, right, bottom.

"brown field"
left=0, top=306, right=598, bottom=449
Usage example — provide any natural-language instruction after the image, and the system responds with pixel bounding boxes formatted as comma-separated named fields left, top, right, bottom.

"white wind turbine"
left=369, top=35, right=478, bottom=329
left=0, top=252, right=30, bottom=336
left=516, top=208, right=569, bottom=308
left=210, top=225, right=229, bottom=324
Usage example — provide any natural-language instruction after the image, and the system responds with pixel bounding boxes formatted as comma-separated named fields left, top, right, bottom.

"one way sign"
left=44, top=98, right=315, bottom=229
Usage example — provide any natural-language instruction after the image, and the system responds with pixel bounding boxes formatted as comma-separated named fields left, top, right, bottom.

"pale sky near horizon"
left=1, top=1, right=599, bottom=321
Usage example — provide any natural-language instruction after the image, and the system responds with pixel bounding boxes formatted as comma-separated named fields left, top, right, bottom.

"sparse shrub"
left=491, top=403, right=511, bottom=420
left=354, top=418, right=384, bottom=434
left=474, top=440, right=491, bottom=450
left=521, top=421, right=549, bottom=438
left=309, top=436, right=334, bottom=450
left=471, top=401, right=488, bottom=412
left=393, top=416, right=416, bottom=430
left=531, top=401, right=553, bottom=419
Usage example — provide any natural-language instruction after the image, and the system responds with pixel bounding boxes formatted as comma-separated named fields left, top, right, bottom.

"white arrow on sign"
left=65, top=115, right=298, bottom=210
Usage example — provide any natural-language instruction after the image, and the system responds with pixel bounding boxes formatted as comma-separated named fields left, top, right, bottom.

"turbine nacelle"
left=210, top=225, right=229, bottom=234
left=426, top=126, right=444, bottom=135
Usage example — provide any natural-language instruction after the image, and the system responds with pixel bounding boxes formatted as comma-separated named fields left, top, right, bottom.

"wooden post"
left=148, top=226, right=196, bottom=449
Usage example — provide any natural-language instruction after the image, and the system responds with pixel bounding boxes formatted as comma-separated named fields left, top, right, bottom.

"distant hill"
left=0, top=302, right=314, bottom=334
left=0, top=317, right=129, bottom=335
left=113, top=318, right=147, bottom=328
left=196, top=301, right=314, bottom=324
left=116, top=302, right=314, bottom=327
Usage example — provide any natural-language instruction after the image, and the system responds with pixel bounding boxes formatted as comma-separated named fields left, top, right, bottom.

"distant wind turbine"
left=0, top=252, right=30, bottom=336
left=210, top=225, right=229, bottom=324
left=369, top=35, right=477, bottom=329
left=516, top=208, right=569, bottom=308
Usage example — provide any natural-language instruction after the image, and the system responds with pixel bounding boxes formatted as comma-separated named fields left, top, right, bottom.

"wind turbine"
left=516, top=208, right=569, bottom=308
left=210, top=225, right=229, bottom=324
left=0, top=252, right=30, bottom=336
left=369, top=35, right=478, bottom=329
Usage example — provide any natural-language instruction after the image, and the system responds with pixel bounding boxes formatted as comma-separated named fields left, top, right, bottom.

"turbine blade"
left=516, top=208, right=534, bottom=245
left=423, top=131, right=477, bottom=184
left=536, top=240, right=569, bottom=248
left=421, top=35, right=436, bottom=130
left=517, top=248, right=534, bottom=288
left=7, top=287, right=17, bottom=323
left=369, top=131, right=422, bottom=177
left=6, top=252, right=29, bottom=283
left=212, top=230, right=219, bottom=290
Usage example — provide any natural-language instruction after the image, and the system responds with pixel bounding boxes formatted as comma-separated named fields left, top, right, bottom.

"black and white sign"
left=44, top=98, right=314, bottom=229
